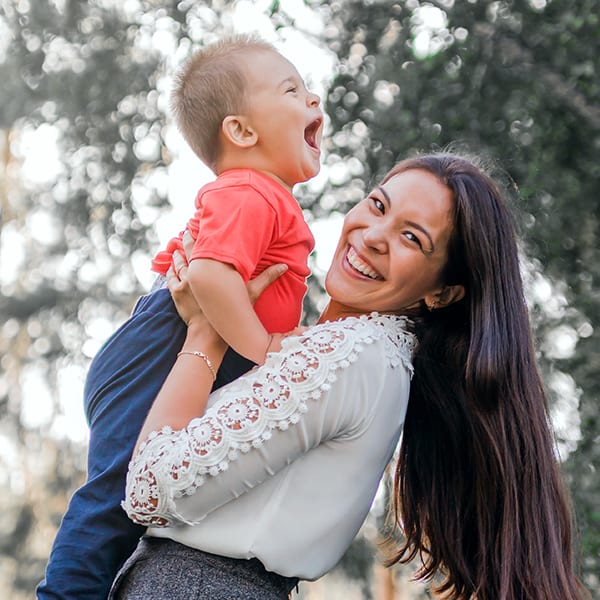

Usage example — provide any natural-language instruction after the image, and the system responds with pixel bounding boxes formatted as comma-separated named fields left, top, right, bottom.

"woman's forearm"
left=134, top=318, right=227, bottom=454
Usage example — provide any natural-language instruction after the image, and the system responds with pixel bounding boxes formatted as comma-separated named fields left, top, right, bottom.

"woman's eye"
left=371, top=198, right=385, bottom=213
left=404, top=232, right=422, bottom=247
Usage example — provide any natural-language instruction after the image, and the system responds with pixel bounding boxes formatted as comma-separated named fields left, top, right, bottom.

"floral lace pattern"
left=122, top=313, right=416, bottom=526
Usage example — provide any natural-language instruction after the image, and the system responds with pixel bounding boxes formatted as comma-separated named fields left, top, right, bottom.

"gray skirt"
left=109, top=537, right=299, bottom=599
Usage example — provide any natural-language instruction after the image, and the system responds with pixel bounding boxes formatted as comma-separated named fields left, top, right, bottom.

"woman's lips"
left=345, top=246, right=383, bottom=280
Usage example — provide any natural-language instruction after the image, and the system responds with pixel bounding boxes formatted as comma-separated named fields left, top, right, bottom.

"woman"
left=112, top=154, right=586, bottom=599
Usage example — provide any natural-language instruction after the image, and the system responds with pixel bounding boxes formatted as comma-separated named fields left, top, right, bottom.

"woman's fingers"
left=182, top=230, right=194, bottom=260
left=167, top=252, right=189, bottom=295
left=166, top=265, right=182, bottom=290
left=167, top=257, right=202, bottom=326
left=172, top=251, right=188, bottom=280
left=247, top=264, right=288, bottom=305
left=169, top=255, right=288, bottom=324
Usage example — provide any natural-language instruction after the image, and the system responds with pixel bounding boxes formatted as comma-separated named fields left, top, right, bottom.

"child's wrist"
left=264, top=334, right=274, bottom=359
left=264, top=332, right=288, bottom=359
left=264, top=328, right=307, bottom=360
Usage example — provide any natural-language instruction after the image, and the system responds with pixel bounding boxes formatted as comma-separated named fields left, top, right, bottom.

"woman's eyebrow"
left=378, top=186, right=436, bottom=253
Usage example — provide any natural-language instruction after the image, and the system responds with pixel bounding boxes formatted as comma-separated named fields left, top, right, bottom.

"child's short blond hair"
left=170, top=34, right=276, bottom=171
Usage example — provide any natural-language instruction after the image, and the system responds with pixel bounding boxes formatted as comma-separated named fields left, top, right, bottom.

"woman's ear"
left=221, top=115, right=258, bottom=148
left=425, top=284, right=466, bottom=310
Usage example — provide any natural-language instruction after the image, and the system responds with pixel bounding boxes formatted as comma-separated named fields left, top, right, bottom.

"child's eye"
left=286, top=86, right=298, bottom=93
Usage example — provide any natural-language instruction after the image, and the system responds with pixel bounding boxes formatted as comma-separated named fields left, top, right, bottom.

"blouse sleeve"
left=122, top=317, right=415, bottom=527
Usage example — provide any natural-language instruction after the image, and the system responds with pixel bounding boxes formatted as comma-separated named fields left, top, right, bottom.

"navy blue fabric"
left=37, top=288, right=255, bottom=600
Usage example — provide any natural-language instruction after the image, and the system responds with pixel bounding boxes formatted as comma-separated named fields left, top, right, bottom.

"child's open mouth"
left=304, top=117, right=323, bottom=151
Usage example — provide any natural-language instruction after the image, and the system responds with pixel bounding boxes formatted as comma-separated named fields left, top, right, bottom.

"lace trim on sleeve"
left=122, top=314, right=415, bottom=526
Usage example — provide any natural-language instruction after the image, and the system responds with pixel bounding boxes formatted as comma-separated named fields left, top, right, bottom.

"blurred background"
left=0, top=0, right=598, bottom=598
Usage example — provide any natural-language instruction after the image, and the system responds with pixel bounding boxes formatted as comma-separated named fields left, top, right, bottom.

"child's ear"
left=221, top=115, right=258, bottom=148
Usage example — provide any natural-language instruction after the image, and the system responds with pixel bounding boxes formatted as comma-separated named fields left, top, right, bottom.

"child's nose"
left=307, top=91, right=320, bottom=107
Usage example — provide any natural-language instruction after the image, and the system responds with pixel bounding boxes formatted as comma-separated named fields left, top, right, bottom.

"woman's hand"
left=135, top=236, right=295, bottom=450
left=168, top=230, right=289, bottom=325
left=166, top=250, right=202, bottom=326
left=247, top=264, right=289, bottom=304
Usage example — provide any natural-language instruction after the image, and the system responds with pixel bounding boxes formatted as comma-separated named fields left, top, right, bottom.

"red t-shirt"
left=152, top=169, right=315, bottom=333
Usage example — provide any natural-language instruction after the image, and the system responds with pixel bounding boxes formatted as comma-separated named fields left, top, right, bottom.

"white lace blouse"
left=122, top=313, right=416, bottom=580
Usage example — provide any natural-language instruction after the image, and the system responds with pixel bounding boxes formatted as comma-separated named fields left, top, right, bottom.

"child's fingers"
left=289, top=326, right=308, bottom=336
left=279, top=326, right=307, bottom=341
left=265, top=325, right=306, bottom=356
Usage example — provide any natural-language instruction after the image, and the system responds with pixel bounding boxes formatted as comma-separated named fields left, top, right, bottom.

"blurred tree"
left=0, top=0, right=235, bottom=595
left=0, top=1, right=356, bottom=597
left=2, top=0, right=598, bottom=597
left=0, top=1, right=161, bottom=595
left=319, top=0, right=599, bottom=595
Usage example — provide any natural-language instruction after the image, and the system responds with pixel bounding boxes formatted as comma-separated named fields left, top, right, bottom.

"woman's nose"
left=362, top=224, right=388, bottom=254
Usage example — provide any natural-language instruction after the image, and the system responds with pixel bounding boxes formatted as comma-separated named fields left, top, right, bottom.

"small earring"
left=427, top=300, right=438, bottom=312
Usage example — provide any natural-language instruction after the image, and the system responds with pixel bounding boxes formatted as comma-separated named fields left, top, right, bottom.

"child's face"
left=242, top=49, right=323, bottom=188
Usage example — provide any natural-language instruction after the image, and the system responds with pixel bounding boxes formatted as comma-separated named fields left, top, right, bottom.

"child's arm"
left=187, top=257, right=278, bottom=364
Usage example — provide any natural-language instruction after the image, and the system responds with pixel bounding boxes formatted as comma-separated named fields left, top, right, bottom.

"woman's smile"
left=345, top=246, right=383, bottom=280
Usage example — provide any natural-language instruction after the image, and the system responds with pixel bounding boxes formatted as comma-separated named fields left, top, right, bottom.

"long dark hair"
left=385, top=154, right=586, bottom=599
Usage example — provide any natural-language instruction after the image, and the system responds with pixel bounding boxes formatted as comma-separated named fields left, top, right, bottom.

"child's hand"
left=286, top=326, right=309, bottom=337
left=266, top=327, right=309, bottom=355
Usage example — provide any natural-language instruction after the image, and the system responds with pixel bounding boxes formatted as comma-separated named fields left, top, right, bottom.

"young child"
left=38, top=34, right=323, bottom=600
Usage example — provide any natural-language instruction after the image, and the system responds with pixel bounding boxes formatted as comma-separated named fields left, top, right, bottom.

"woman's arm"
left=134, top=315, right=227, bottom=449
left=133, top=247, right=288, bottom=455
left=122, top=317, right=415, bottom=528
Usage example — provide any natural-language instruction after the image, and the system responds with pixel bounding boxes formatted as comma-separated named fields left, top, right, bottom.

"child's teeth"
left=348, top=248, right=380, bottom=279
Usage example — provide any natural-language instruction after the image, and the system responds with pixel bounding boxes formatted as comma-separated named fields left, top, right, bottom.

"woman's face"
left=325, top=168, right=455, bottom=315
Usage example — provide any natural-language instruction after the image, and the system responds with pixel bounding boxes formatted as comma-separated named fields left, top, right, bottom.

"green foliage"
left=0, top=2, right=327, bottom=595
left=1, top=0, right=598, bottom=596
left=1, top=1, right=174, bottom=594
left=321, top=0, right=600, bottom=593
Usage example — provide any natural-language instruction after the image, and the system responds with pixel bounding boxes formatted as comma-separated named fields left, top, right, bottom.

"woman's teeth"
left=347, top=247, right=381, bottom=280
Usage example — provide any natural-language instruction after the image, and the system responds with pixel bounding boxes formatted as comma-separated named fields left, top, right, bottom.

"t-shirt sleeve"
left=190, top=185, right=278, bottom=282
left=121, top=323, right=397, bottom=527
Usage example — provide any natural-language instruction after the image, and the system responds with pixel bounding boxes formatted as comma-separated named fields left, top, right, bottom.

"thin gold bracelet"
left=177, top=350, right=217, bottom=381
